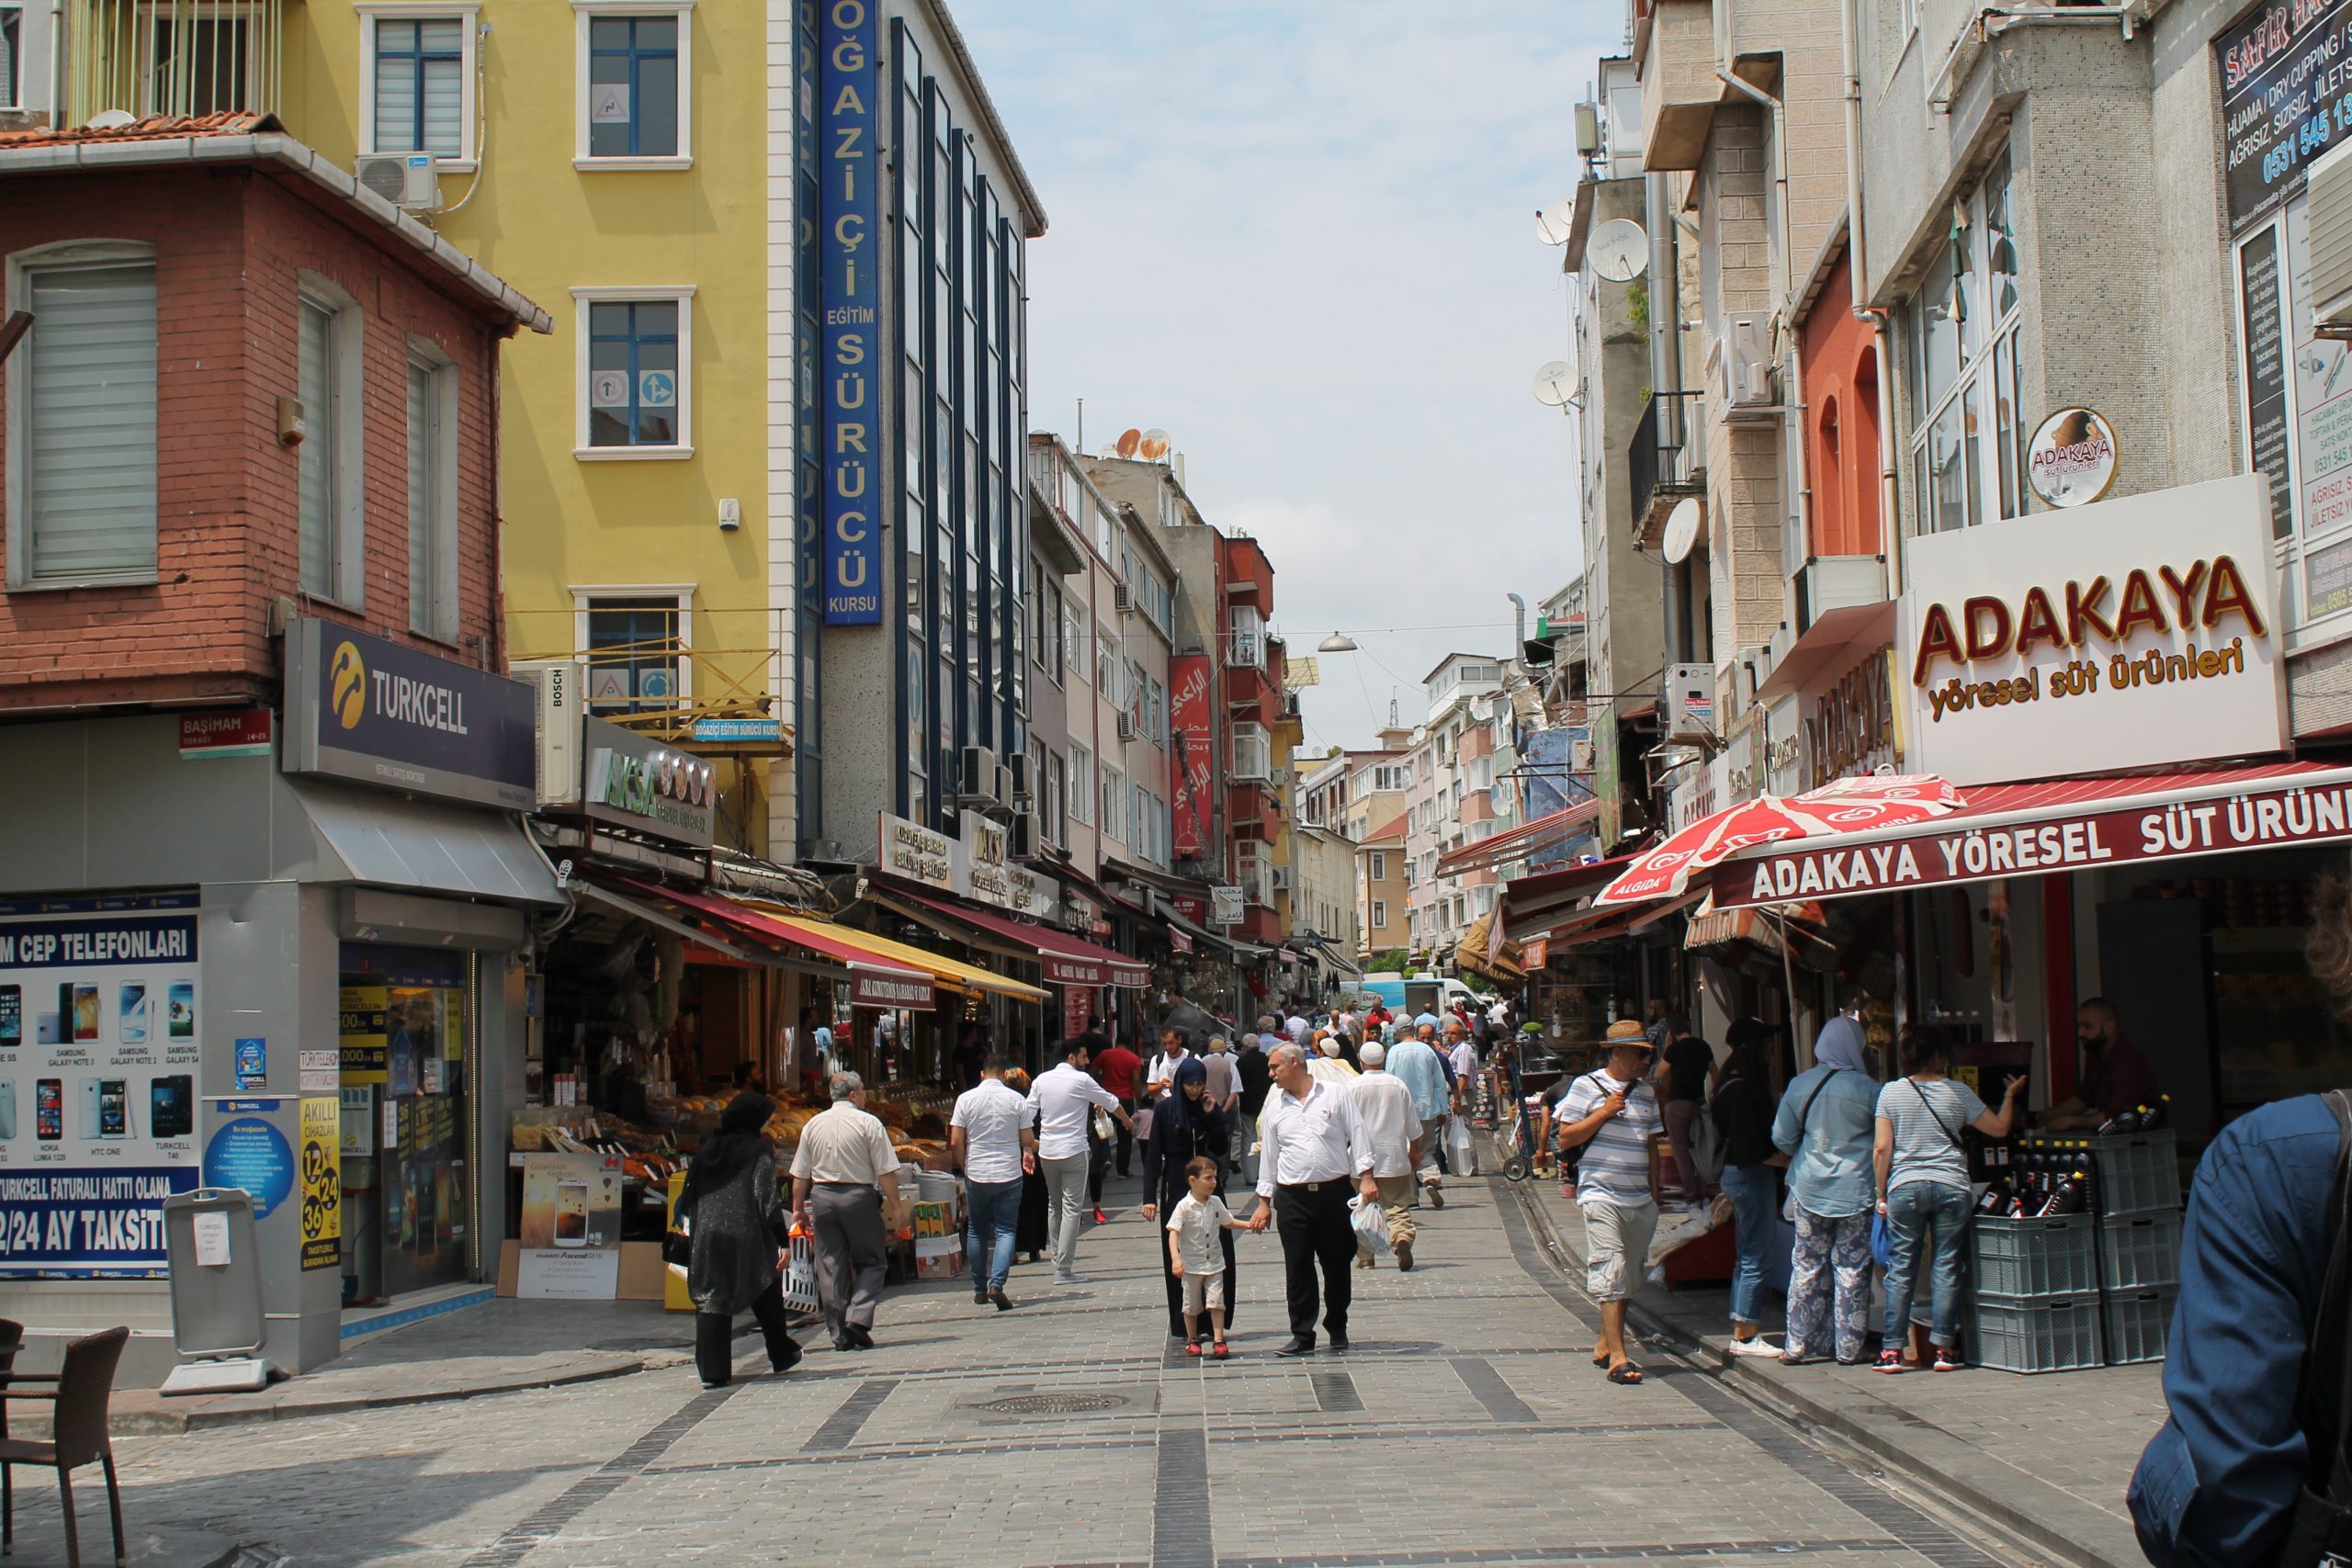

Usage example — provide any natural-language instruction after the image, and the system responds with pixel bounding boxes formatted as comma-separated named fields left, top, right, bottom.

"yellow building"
left=63, top=0, right=792, bottom=854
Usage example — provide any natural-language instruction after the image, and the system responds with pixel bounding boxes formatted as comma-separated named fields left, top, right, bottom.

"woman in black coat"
left=1005, top=1069, right=1049, bottom=1261
left=677, top=1092, right=800, bottom=1388
left=1140, top=1056, right=1238, bottom=1339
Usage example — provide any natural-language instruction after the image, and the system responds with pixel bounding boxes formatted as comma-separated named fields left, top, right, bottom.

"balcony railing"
left=1630, top=392, right=1702, bottom=547
left=507, top=606, right=794, bottom=755
left=69, top=0, right=289, bottom=126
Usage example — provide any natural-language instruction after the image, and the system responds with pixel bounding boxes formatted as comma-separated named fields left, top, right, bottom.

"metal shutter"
left=27, top=263, right=158, bottom=581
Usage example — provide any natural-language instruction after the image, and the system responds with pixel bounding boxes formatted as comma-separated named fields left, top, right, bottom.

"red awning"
left=885, top=888, right=1153, bottom=988
left=611, top=876, right=935, bottom=1003
left=1711, top=761, right=2352, bottom=908
left=1434, top=799, right=1602, bottom=878
left=1500, top=848, right=1646, bottom=944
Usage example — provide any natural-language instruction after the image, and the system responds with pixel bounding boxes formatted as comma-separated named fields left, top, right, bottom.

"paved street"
left=6, top=1173, right=2057, bottom=1567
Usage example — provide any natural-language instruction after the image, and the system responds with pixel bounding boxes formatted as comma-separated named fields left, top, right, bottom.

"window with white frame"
left=1046, top=750, right=1067, bottom=845
left=1476, top=885, right=1496, bottom=914
left=361, top=8, right=478, bottom=164
left=576, top=4, right=690, bottom=165
left=1101, top=764, right=1125, bottom=841
left=0, top=8, right=21, bottom=108
left=1231, top=722, right=1270, bottom=781
left=406, top=345, right=459, bottom=641
left=1068, top=743, right=1093, bottom=825
left=140, top=3, right=268, bottom=118
left=1368, top=851, right=1386, bottom=881
left=1371, top=898, right=1387, bottom=929
left=297, top=279, right=364, bottom=604
left=1229, top=604, right=1263, bottom=669
left=577, top=590, right=690, bottom=713
left=1096, top=626, right=1119, bottom=697
left=7, top=246, right=159, bottom=586
left=1907, top=153, right=2024, bottom=534
left=1064, top=601, right=1088, bottom=685
left=1092, top=500, right=1116, bottom=562
left=1036, top=580, right=1064, bottom=683
left=574, top=288, right=692, bottom=456
left=1236, top=842, right=1272, bottom=905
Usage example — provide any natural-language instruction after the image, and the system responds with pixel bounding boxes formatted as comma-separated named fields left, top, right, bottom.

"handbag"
left=662, top=1211, right=692, bottom=1274
left=2277, top=1089, right=2352, bottom=1568
left=781, top=1221, right=820, bottom=1313
left=1870, top=1207, right=1894, bottom=1271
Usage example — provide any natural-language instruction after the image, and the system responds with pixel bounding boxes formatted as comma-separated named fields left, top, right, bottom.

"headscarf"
left=1156, top=1055, right=1217, bottom=1155
left=684, top=1090, right=775, bottom=1202
left=1814, top=1015, right=1869, bottom=1075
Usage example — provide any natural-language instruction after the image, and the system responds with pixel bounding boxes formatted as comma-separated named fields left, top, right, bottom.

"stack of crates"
left=1968, top=1212, right=2104, bottom=1372
left=2092, top=1127, right=2184, bottom=1364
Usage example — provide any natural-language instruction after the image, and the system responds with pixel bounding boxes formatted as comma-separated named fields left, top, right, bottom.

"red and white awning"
left=1710, top=761, right=2352, bottom=908
left=1433, top=799, right=1601, bottom=878
left=1592, top=775, right=1964, bottom=908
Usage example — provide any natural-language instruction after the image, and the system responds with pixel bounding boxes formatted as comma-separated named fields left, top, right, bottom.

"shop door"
left=340, top=945, right=473, bottom=1302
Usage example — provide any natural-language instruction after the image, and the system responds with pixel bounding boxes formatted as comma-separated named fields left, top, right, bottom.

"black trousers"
left=694, top=1276, right=799, bottom=1386
left=1273, top=1179, right=1356, bottom=1344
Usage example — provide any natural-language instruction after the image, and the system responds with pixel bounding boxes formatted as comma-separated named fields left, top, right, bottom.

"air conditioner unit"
left=1573, top=101, right=1601, bottom=158
left=1114, top=584, right=1133, bottom=612
left=1733, top=643, right=1773, bottom=707
left=513, top=659, right=585, bottom=806
left=1271, top=866, right=1293, bottom=893
left=1708, top=314, right=1775, bottom=422
left=1116, top=712, right=1136, bottom=740
left=956, top=745, right=997, bottom=801
left=1007, top=751, right=1035, bottom=801
left=356, top=152, right=442, bottom=213
left=1008, top=811, right=1038, bottom=860
left=1665, top=663, right=1716, bottom=742
left=994, top=763, right=1016, bottom=809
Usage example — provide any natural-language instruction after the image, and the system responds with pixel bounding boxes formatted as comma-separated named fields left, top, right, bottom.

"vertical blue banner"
left=820, top=0, right=882, bottom=626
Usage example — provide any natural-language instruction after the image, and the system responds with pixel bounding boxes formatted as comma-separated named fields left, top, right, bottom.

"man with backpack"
left=1556, top=1020, right=1667, bottom=1384
left=2129, top=1089, right=2347, bottom=1566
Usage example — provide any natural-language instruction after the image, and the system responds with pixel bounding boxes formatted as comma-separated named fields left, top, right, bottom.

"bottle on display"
left=2095, top=1106, right=2142, bottom=1136
left=1977, top=1179, right=2015, bottom=1216
left=2037, top=1169, right=2091, bottom=1217
left=2139, top=1095, right=2171, bottom=1132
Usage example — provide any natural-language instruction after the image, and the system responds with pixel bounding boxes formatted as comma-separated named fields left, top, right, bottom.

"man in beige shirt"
left=790, top=1071, right=901, bottom=1351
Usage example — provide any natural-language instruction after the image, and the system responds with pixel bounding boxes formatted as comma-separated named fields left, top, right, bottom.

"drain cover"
left=978, top=1392, right=1129, bottom=1415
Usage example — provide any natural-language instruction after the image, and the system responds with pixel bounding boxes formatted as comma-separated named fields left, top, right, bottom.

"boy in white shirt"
left=1166, top=1156, right=1243, bottom=1359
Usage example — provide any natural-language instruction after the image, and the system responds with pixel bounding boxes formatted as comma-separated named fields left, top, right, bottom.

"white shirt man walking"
left=1350, top=1042, right=1423, bottom=1271
left=950, top=1055, right=1036, bottom=1311
left=1026, top=1038, right=1133, bottom=1285
left=1247, top=1043, right=1377, bottom=1356
left=790, top=1071, right=902, bottom=1352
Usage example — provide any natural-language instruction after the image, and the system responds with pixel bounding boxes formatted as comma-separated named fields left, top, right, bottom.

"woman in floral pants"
left=1771, top=1018, right=1882, bottom=1364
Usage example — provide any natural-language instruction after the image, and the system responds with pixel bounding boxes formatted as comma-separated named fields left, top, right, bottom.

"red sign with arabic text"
left=1170, top=654, right=1215, bottom=857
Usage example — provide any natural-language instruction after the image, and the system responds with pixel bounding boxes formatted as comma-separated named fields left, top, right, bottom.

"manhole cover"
left=978, top=1392, right=1129, bottom=1415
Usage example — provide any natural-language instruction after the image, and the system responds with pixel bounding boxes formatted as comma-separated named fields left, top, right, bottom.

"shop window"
left=362, top=10, right=475, bottom=162
left=579, top=7, right=688, bottom=166
left=6, top=246, right=158, bottom=586
left=1905, top=153, right=2024, bottom=532
left=406, top=346, right=458, bottom=642
left=581, top=592, right=687, bottom=713
left=298, top=278, right=364, bottom=605
left=575, top=288, right=692, bottom=456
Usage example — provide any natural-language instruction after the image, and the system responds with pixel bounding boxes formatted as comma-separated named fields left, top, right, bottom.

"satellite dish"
left=86, top=108, right=137, bottom=130
left=1588, top=218, right=1648, bottom=284
left=1661, top=496, right=1702, bottom=565
left=1532, top=360, right=1577, bottom=408
left=1534, top=197, right=1577, bottom=247
left=1140, top=428, right=1171, bottom=460
left=1115, top=428, right=1142, bottom=458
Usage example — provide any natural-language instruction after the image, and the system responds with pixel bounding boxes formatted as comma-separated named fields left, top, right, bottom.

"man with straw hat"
left=1557, top=1019, right=1667, bottom=1383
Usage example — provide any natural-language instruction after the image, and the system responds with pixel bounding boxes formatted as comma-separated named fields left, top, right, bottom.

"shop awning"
left=1453, top=912, right=1524, bottom=984
left=1144, top=888, right=1272, bottom=961
left=1754, top=600, right=1898, bottom=702
left=732, top=897, right=1049, bottom=1003
left=290, top=780, right=564, bottom=906
left=573, top=879, right=766, bottom=964
left=1499, top=850, right=1643, bottom=944
left=612, top=876, right=935, bottom=1004
left=1684, top=900, right=1828, bottom=955
left=1434, top=799, right=1602, bottom=878
left=1711, top=761, right=2352, bottom=908
left=877, top=888, right=1153, bottom=988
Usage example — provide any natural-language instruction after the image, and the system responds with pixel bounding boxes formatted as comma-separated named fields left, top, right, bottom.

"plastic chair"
left=0, top=1325, right=130, bottom=1567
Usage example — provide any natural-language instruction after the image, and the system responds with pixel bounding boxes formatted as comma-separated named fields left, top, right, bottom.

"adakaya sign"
left=282, top=618, right=537, bottom=809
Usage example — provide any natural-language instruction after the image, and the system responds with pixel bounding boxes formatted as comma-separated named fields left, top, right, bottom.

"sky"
left=954, top=2, right=1619, bottom=753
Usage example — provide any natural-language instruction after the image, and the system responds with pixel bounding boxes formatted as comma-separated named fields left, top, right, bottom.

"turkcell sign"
left=283, top=617, right=537, bottom=809
left=820, top=0, right=882, bottom=626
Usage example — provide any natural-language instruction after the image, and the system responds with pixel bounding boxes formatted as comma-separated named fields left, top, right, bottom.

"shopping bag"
left=662, top=1213, right=692, bottom=1279
left=1348, top=1194, right=1392, bottom=1257
left=1870, top=1208, right=1894, bottom=1272
left=782, top=1223, right=820, bottom=1312
left=1688, top=1104, right=1726, bottom=1187
left=1447, top=1114, right=1477, bottom=1176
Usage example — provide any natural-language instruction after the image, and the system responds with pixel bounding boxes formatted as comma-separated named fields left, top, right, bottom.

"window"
left=1046, top=750, right=1067, bottom=845
left=1906, top=154, right=2023, bottom=533
left=1371, top=899, right=1387, bottom=929
left=1230, top=604, right=1263, bottom=668
left=406, top=348, right=458, bottom=641
left=573, top=288, right=693, bottom=456
left=1369, top=852, right=1386, bottom=881
left=362, top=10, right=476, bottom=163
left=1476, top=885, right=1497, bottom=914
left=1096, top=626, right=1118, bottom=697
left=577, top=6, right=689, bottom=166
left=7, top=247, right=158, bottom=585
left=1236, top=842, right=1272, bottom=906
left=1068, top=744, right=1093, bottom=825
left=1065, top=602, right=1088, bottom=685
left=1035, top=581, right=1063, bottom=683
left=1101, top=765, right=1125, bottom=842
left=1231, top=722, right=1270, bottom=781
left=577, top=591, right=690, bottom=713
left=0, top=8, right=20, bottom=108
left=143, top=5, right=265, bottom=118
left=1145, top=676, right=1166, bottom=744
left=297, top=281, right=363, bottom=604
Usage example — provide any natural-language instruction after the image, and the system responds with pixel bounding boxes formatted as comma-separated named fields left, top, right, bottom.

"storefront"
left=0, top=618, right=558, bottom=1382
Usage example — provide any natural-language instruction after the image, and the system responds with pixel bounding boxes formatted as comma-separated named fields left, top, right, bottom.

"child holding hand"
left=1166, top=1156, right=1243, bottom=1358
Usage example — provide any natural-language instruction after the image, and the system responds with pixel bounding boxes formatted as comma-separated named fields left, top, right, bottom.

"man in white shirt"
left=1443, top=1019, right=1483, bottom=1170
left=1247, top=1043, right=1378, bottom=1356
left=790, top=1071, right=903, bottom=1352
left=1026, top=1038, right=1133, bottom=1285
left=1350, top=1042, right=1423, bottom=1271
left=950, top=1056, right=1036, bottom=1311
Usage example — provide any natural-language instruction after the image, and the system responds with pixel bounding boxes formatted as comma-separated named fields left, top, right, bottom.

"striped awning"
left=1434, top=799, right=1602, bottom=878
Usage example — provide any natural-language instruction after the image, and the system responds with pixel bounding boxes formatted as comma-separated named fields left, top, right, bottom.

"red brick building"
left=1219, top=533, right=1282, bottom=945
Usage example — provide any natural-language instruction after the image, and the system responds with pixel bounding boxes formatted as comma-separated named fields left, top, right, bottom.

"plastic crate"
left=2098, top=1211, right=2183, bottom=1293
left=1971, top=1292, right=2106, bottom=1374
left=2102, top=1289, right=2177, bottom=1365
left=1971, top=1213, right=2098, bottom=1298
left=2089, top=1128, right=2182, bottom=1218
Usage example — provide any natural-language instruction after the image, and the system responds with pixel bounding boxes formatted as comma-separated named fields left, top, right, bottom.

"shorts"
left=1581, top=1200, right=1659, bottom=1303
left=1182, top=1269, right=1228, bottom=1315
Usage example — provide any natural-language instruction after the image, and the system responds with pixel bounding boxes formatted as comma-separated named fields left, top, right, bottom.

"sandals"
left=1184, top=1340, right=1204, bottom=1358
left=1212, top=1342, right=1230, bottom=1359
left=1591, top=1352, right=1611, bottom=1370
left=1606, top=1360, right=1645, bottom=1384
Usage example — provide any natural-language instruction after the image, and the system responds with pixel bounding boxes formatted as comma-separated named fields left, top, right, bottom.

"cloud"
left=955, top=1, right=1615, bottom=748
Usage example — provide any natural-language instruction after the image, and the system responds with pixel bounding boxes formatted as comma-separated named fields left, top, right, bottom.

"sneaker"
left=1396, top=1239, right=1415, bottom=1271
left=1211, top=1341, right=1230, bottom=1359
left=1427, top=1185, right=1446, bottom=1210
left=989, top=1289, right=1014, bottom=1312
left=1874, top=1349, right=1904, bottom=1374
left=1055, top=1272, right=1090, bottom=1286
left=1726, top=1336, right=1781, bottom=1359
left=1092, top=1207, right=1108, bottom=1224
left=973, top=1292, right=989, bottom=1305
left=1184, top=1341, right=1203, bottom=1358
left=1931, top=1347, right=1962, bottom=1372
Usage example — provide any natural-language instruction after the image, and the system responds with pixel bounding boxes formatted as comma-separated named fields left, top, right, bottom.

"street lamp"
left=1317, top=632, right=1360, bottom=653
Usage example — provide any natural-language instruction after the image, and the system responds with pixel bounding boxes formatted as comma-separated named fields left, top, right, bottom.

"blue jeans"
left=1882, top=1181, right=1971, bottom=1348
left=1720, top=1162, right=1775, bottom=1327
left=965, top=1178, right=1022, bottom=1294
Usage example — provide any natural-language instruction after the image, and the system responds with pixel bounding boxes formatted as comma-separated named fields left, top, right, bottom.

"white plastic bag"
left=1447, top=1115, right=1477, bottom=1176
left=782, top=1227, right=820, bottom=1312
left=1349, top=1194, right=1392, bottom=1257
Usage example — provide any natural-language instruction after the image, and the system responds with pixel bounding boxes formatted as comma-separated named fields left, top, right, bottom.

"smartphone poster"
left=0, top=896, right=201, bottom=1276
left=515, top=1153, right=620, bottom=1300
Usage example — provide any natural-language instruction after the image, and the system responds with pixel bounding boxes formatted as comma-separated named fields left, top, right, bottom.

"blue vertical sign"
left=820, top=0, right=882, bottom=626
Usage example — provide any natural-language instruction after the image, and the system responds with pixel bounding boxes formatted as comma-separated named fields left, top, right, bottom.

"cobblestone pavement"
left=6, top=1173, right=2058, bottom=1567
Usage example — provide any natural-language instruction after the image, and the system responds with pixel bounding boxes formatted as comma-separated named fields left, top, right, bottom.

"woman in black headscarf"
left=1140, top=1057, right=1238, bottom=1340
left=677, top=1091, right=800, bottom=1388
left=1005, top=1068, right=1049, bottom=1262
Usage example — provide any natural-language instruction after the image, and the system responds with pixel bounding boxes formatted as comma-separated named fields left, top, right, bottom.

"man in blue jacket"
left=2129, top=1092, right=2342, bottom=1566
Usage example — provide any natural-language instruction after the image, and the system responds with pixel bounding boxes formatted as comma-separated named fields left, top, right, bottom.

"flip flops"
left=1606, top=1361, right=1645, bottom=1384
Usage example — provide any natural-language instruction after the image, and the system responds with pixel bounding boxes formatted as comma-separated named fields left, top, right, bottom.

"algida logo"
left=328, top=641, right=367, bottom=730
